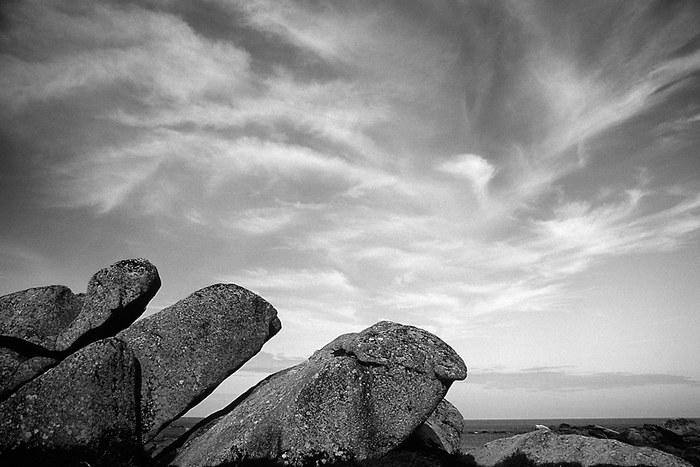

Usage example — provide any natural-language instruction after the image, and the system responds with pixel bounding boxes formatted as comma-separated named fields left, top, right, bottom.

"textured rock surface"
left=470, top=429, right=692, bottom=467
left=0, top=285, right=84, bottom=350
left=167, top=321, right=467, bottom=467
left=410, top=399, right=464, bottom=454
left=0, top=348, right=56, bottom=400
left=0, top=338, right=141, bottom=465
left=57, top=258, right=161, bottom=351
left=118, top=283, right=281, bottom=442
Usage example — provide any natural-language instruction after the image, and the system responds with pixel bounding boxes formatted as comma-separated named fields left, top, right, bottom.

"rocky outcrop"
left=558, top=422, right=621, bottom=439
left=616, top=419, right=700, bottom=466
left=410, top=399, right=465, bottom=454
left=0, top=338, right=141, bottom=466
left=0, top=259, right=160, bottom=399
left=166, top=321, right=466, bottom=467
left=0, top=260, right=473, bottom=466
left=470, top=429, right=692, bottom=467
left=556, top=418, right=700, bottom=466
left=118, top=283, right=281, bottom=442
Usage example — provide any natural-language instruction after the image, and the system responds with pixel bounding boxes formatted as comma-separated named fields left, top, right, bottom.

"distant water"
left=462, top=418, right=700, bottom=434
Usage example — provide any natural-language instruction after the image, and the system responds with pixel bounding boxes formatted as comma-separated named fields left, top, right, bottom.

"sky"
left=1, top=0, right=700, bottom=420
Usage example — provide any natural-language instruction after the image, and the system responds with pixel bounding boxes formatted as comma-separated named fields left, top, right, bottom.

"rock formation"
left=165, top=321, right=467, bottom=467
left=0, top=258, right=160, bottom=399
left=0, top=338, right=140, bottom=466
left=0, top=260, right=475, bottom=467
left=470, top=429, right=692, bottom=467
left=118, top=283, right=282, bottom=442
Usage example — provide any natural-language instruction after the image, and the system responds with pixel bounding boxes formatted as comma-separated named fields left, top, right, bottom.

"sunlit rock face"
left=167, top=321, right=467, bottom=467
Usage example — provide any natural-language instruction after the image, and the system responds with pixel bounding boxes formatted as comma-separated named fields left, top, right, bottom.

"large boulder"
left=470, top=429, right=692, bottom=467
left=166, top=321, right=467, bottom=467
left=118, top=283, right=281, bottom=442
left=410, top=399, right=465, bottom=454
left=0, top=338, right=141, bottom=466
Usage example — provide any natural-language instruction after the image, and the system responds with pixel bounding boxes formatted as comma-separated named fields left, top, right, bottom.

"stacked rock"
left=0, top=259, right=281, bottom=466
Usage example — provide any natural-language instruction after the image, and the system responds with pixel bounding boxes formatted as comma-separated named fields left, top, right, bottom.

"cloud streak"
left=470, top=366, right=700, bottom=392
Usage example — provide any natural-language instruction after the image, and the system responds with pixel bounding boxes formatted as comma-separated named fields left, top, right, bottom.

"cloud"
left=2, top=0, right=700, bottom=368
left=0, top=1, right=252, bottom=112
left=438, top=154, right=496, bottom=203
left=470, top=366, right=700, bottom=392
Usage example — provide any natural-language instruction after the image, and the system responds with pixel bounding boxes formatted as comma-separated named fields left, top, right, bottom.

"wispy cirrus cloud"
left=1, top=0, right=700, bottom=373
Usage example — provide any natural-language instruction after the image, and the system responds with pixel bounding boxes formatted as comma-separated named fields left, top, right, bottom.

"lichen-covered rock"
left=167, top=321, right=467, bottom=467
left=57, top=258, right=161, bottom=351
left=470, top=429, right=692, bottom=467
left=0, top=338, right=141, bottom=466
left=0, top=285, right=84, bottom=350
left=118, top=283, right=281, bottom=442
left=410, top=399, right=464, bottom=454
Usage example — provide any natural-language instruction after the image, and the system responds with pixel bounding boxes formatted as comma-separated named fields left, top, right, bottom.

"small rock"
left=410, top=399, right=465, bottom=454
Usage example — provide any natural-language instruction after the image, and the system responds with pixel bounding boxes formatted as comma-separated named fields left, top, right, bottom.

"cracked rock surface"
left=165, top=321, right=467, bottom=467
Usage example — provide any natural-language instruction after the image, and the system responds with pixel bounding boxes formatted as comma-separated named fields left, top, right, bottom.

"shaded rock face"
left=118, top=283, right=281, bottom=442
left=470, top=429, right=692, bottom=467
left=0, top=338, right=140, bottom=466
left=167, top=321, right=466, bottom=467
left=0, top=259, right=160, bottom=399
left=410, top=399, right=465, bottom=454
